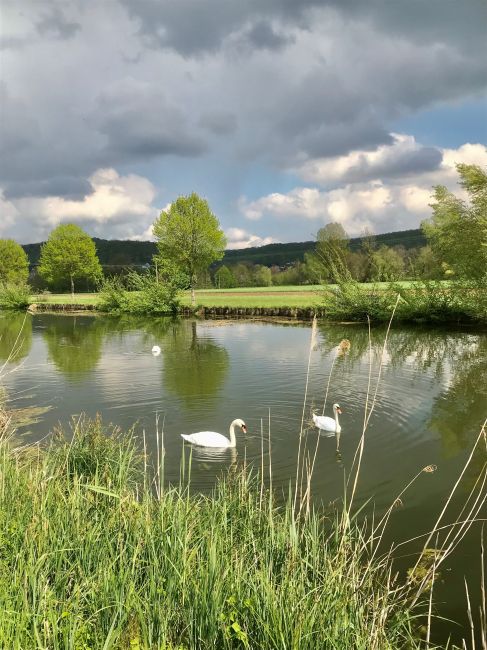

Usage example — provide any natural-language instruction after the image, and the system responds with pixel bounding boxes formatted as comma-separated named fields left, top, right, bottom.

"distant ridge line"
left=22, top=228, right=426, bottom=269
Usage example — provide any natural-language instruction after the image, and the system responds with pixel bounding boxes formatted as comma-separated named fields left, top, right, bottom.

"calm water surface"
left=1, top=312, right=486, bottom=644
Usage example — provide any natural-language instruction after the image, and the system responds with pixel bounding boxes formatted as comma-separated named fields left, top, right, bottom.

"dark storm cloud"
left=36, top=7, right=81, bottom=40
left=199, top=111, right=238, bottom=136
left=95, top=83, right=208, bottom=159
left=99, top=113, right=207, bottom=158
left=245, top=21, right=294, bottom=51
left=0, top=35, right=29, bottom=50
left=119, top=0, right=487, bottom=57
left=295, top=122, right=394, bottom=160
left=0, top=84, right=98, bottom=196
left=118, top=0, right=314, bottom=55
left=338, top=145, right=444, bottom=185
left=1, top=0, right=486, bottom=242
left=0, top=77, right=206, bottom=199
left=4, top=177, right=92, bottom=201
left=334, top=0, right=487, bottom=51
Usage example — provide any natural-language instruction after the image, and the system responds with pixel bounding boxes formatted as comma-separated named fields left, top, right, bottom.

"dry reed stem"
left=426, top=534, right=439, bottom=647
left=267, top=407, right=272, bottom=496
left=465, top=577, right=475, bottom=650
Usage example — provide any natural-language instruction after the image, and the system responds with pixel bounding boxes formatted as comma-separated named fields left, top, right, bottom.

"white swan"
left=312, top=403, right=342, bottom=433
left=151, top=345, right=161, bottom=356
left=181, top=418, right=247, bottom=448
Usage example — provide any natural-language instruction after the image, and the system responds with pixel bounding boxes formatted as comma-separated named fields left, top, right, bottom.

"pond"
left=1, top=311, right=486, bottom=645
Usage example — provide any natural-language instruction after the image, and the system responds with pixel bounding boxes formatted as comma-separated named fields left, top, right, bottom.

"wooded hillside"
left=23, top=229, right=426, bottom=270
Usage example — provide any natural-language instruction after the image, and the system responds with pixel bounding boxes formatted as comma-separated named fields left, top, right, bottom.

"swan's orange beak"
left=242, top=424, right=247, bottom=433
left=337, top=408, right=342, bottom=414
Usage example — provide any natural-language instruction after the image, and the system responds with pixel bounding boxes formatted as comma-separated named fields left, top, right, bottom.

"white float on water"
left=151, top=345, right=161, bottom=356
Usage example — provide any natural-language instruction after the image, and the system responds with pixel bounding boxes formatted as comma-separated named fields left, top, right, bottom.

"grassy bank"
left=0, top=413, right=431, bottom=649
left=19, top=279, right=487, bottom=323
left=26, top=282, right=435, bottom=311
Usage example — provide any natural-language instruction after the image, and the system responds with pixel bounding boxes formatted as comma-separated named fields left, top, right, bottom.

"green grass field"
left=30, top=282, right=423, bottom=310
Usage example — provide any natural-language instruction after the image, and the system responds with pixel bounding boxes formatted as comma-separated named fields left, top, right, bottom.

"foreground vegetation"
left=1, top=310, right=486, bottom=647
left=0, top=413, right=429, bottom=649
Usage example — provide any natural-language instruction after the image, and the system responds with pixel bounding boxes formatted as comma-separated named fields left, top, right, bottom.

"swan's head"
left=333, top=403, right=342, bottom=414
left=233, top=418, right=247, bottom=433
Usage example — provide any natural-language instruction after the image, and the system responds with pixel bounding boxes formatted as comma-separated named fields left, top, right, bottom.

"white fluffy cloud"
left=239, top=140, right=487, bottom=235
left=0, top=168, right=158, bottom=242
left=225, top=227, right=277, bottom=249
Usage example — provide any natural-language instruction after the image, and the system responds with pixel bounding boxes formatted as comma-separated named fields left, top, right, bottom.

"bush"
left=322, top=278, right=487, bottom=323
left=0, top=283, right=31, bottom=311
left=322, top=281, right=397, bottom=321
left=98, top=269, right=185, bottom=315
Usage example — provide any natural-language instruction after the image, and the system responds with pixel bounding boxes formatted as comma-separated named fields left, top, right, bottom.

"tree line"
left=1, top=163, right=486, bottom=304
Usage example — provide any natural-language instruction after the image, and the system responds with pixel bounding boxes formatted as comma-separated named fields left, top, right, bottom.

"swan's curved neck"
left=228, top=421, right=238, bottom=448
left=335, top=409, right=340, bottom=429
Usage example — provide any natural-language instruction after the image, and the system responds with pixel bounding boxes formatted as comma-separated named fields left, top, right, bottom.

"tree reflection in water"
left=162, top=320, right=229, bottom=407
left=43, top=316, right=105, bottom=379
left=317, top=323, right=487, bottom=459
left=0, top=312, right=32, bottom=364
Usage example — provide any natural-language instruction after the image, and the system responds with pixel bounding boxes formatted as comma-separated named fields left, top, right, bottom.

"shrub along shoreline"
left=18, top=278, right=487, bottom=325
left=1, top=278, right=487, bottom=324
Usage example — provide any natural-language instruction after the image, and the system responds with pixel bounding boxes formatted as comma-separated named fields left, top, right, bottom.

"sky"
left=1, top=0, right=486, bottom=248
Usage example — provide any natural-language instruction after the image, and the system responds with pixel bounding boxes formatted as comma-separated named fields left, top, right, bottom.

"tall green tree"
left=232, top=263, right=252, bottom=287
left=252, top=264, right=272, bottom=287
left=0, top=239, right=29, bottom=286
left=370, top=245, right=405, bottom=281
left=38, top=224, right=103, bottom=297
left=308, top=223, right=350, bottom=283
left=214, top=265, right=236, bottom=288
left=422, top=163, right=487, bottom=279
left=153, top=193, right=226, bottom=305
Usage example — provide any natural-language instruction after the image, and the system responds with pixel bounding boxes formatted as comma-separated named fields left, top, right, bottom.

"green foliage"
left=272, top=261, right=312, bottom=286
left=409, top=246, right=443, bottom=280
left=153, top=193, right=226, bottom=303
left=322, top=278, right=487, bottom=323
left=307, top=223, right=351, bottom=283
left=322, top=281, right=397, bottom=321
left=0, top=417, right=426, bottom=649
left=0, top=283, right=31, bottom=311
left=214, top=265, right=236, bottom=288
left=370, top=245, right=406, bottom=281
left=98, top=268, right=185, bottom=315
left=252, top=264, right=272, bottom=287
left=231, top=263, right=252, bottom=287
left=38, top=224, right=103, bottom=295
left=423, top=163, right=487, bottom=280
left=0, top=239, right=29, bottom=286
